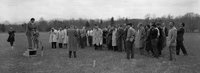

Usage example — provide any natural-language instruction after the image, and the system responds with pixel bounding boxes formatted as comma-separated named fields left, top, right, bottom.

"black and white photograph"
left=0, top=0, right=200, bottom=73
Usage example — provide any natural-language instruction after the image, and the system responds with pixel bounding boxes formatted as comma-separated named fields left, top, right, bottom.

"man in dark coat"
left=7, top=27, right=16, bottom=49
left=116, top=25, right=124, bottom=52
left=149, top=23, right=159, bottom=58
left=176, top=23, right=188, bottom=56
left=103, top=28, right=108, bottom=45
left=122, top=24, right=129, bottom=52
left=68, top=26, right=79, bottom=58
left=157, top=23, right=165, bottom=56
left=144, top=24, right=153, bottom=55
left=106, top=26, right=113, bottom=50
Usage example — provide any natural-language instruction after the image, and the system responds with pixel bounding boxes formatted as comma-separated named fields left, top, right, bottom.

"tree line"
left=0, top=12, right=199, bottom=32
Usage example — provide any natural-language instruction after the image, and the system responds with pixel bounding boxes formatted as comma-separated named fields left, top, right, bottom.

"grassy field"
left=0, top=32, right=200, bottom=73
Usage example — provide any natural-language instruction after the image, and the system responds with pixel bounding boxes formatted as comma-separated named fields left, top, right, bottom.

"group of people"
left=47, top=20, right=188, bottom=61
left=7, top=18, right=188, bottom=61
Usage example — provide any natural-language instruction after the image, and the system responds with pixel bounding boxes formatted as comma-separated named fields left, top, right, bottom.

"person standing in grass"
left=157, top=22, right=165, bottom=57
left=167, top=21, right=177, bottom=61
left=116, top=25, right=124, bottom=52
left=136, top=23, right=146, bottom=55
left=63, top=26, right=69, bottom=49
left=49, top=28, right=57, bottom=49
left=176, top=23, right=188, bottom=56
left=126, top=23, right=136, bottom=59
left=80, top=26, right=87, bottom=48
left=112, top=26, right=118, bottom=51
left=149, top=23, right=160, bottom=58
left=26, top=18, right=37, bottom=50
left=92, top=25, right=103, bottom=50
left=67, top=25, right=79, bottom=58
left=57, top=27, right=64, bottom=48
left=7, top=27, right=16, bottom=49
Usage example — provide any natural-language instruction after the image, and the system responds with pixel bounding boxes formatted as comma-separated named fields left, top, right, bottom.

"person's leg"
left=54, top=42, right=57, bottom=48
left=59, top=43, right=60, bottom=48
left=89, top=36, right=92, bottom=46
left=127, top=50, right=130, bottom=59
left=169, top=46, right=176, bottom=61
left=10, top=42, right=14, bottom=49
left=126, top=41, right=131, bottom=59
left=176, top=41, right=181, bottom=55
left=180, top=41, right=188, bottom=55
left=131, top=41, right=134, bottom=58
left=145, top=41, right=150, bottom=55
left=149, top=42, right=154, bottom=56
left=152, top=39, right=158, bottom=58
left=52, top=42, right=55, bottom=48
left=157, top=39, right=162, bottom=56
left=10, top=42, right=13, bottom=46
left=61, top=43, right=63, bottom=48
left=69, top=51, right=72, bottom=58
left=27, top=35, right=32, bottom=49
left=84, top=36, right=87, bottom=48
left=171, top=46, right=176, bottom=61
left=59, top=43, right=62, bottom=48
left=94, top=44, right=97, bottom=50
left=51, top=42, right=54, bottom=48
left=73, top=51, right=76, bottom=58
left=169, top=46, right=172, bottom=61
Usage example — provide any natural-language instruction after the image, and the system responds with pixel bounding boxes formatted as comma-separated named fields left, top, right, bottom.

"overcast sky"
left=0, top=0, right=199, bottom=24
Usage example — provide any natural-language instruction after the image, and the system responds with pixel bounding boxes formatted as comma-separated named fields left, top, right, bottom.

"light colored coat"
left=135, top=27, right=145, bottom=48
left=92, top=28, right=103, bottom=46
left=63, top=29, right=68, bottom=44
left=49, top=30, right=58, bottom=43
left=49, top=31, right=54, bottom=43
left=167, top=27, right=177, bottom=47
left=57, top=30, right=64, bottom=43
left=112, top=28, right=118, bottom=46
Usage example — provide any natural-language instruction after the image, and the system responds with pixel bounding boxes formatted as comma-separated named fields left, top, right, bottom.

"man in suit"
left=167, top=21, right=177, bottom=61
left=80, top=27, right=87, bottom=48
left=116, top=25, right=124, bottom=52
left=149, top=23, right=159, bottom=58
left=176, top=23, right=188, bottom=56
left=126, top=23, right=136, bottom=59
left=157, top=22, right=167, bottom=56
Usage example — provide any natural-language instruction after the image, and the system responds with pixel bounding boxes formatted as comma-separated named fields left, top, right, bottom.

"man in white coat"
left=57, top=28, right=64, bottom=48
left=63, top=26, right=68, bottom=48
left=92, top=26, right=103, bottom=50
left=49, top=28, right=54, bottom=48
left=112, top=27, right=118, bottom=51
left=50, top=28, right=58, bottom=49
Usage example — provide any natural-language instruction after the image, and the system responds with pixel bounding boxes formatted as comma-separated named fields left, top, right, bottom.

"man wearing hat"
left=126, top=23, right=136, bottom=59
left=149, top=22, right=160, bottom=58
